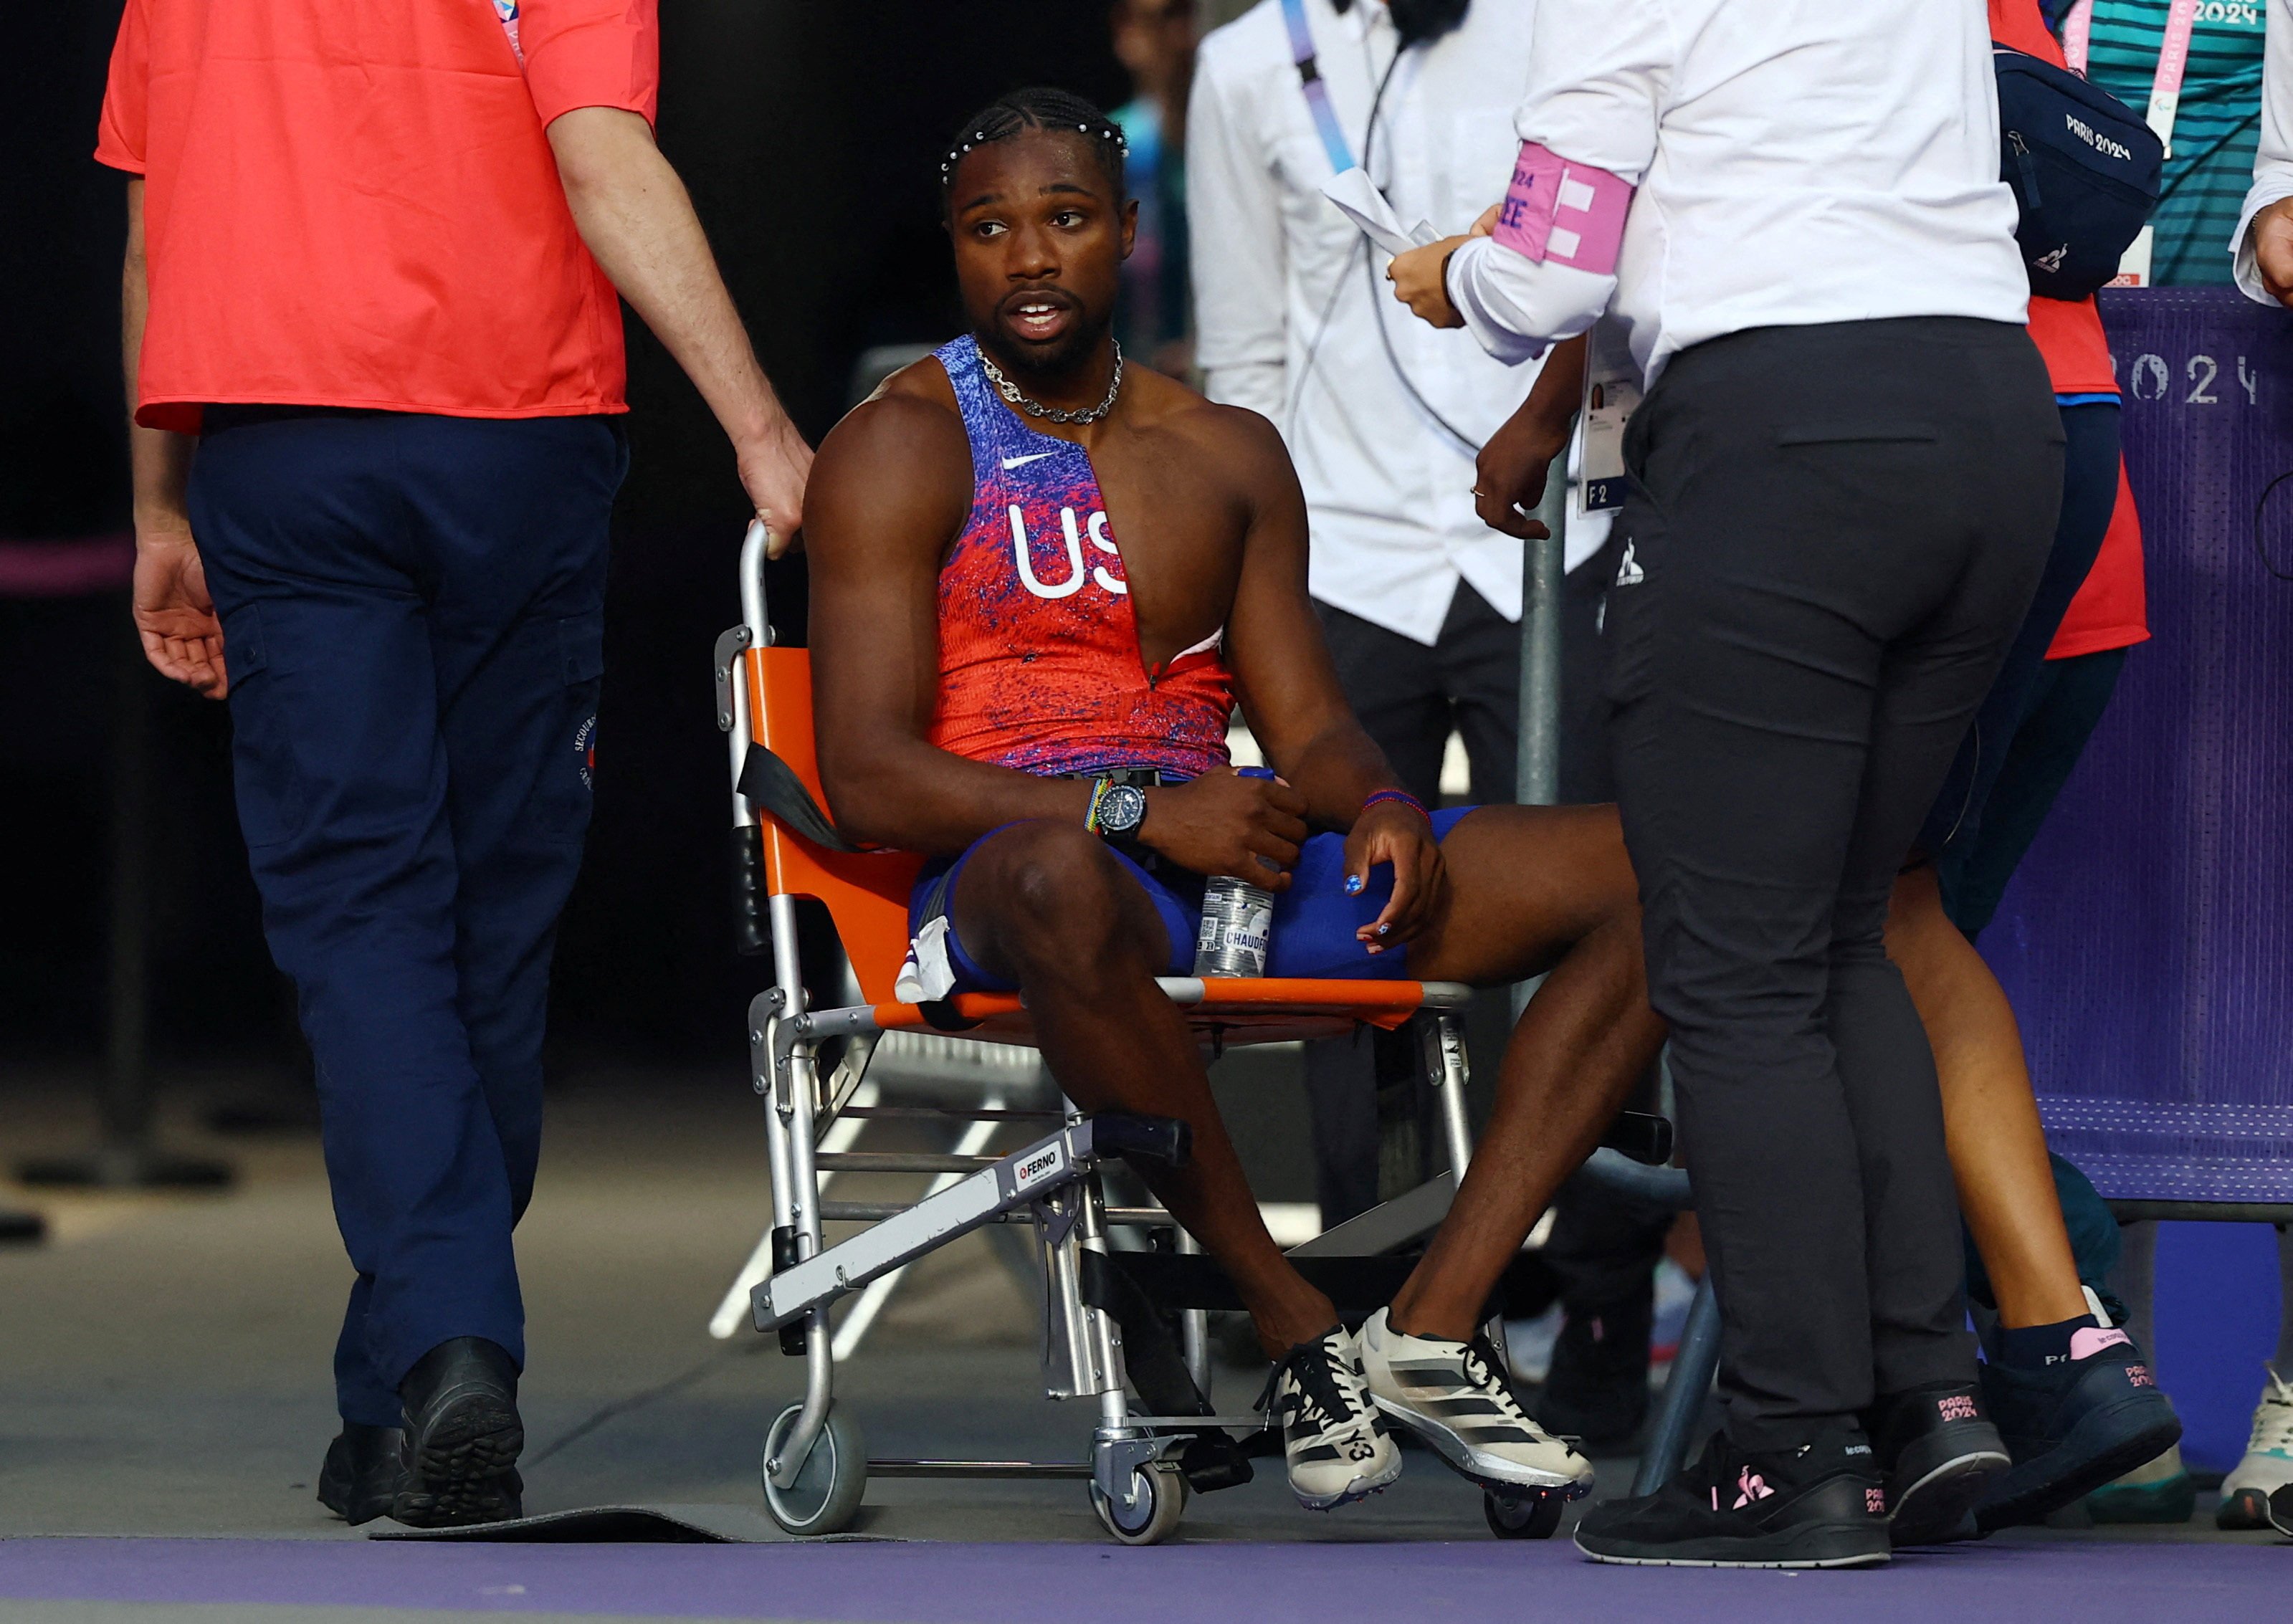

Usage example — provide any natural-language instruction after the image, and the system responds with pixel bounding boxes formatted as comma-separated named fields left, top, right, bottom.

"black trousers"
left=1608, top=317, right=2061, bottom=1446
left=1304, top=584, right=1517, bottom=1224
left=1315, top=583, right=1520, bottom=808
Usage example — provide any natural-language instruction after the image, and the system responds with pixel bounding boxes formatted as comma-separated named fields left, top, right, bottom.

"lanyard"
left=487, top=0, right=525, bottom=67
left=2062, top=0, right=2199, bottom=156
left=1280, top=0, right=1358, bottom=173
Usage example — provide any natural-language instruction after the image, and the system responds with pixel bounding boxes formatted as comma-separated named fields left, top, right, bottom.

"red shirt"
left=97, top=0, right=658, bottom=433
left=2049, top=459, right=2150, bottom=657
left=1990, top=0, right=2120, bottom=394
left=927, top=339, right=1233, bottom=782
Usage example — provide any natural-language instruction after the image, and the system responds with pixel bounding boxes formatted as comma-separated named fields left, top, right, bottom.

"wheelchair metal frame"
left=717, top=521, right=1715, bottom=1541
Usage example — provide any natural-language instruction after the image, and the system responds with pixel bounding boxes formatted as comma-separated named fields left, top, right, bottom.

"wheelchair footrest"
left=753, top=1111, right=1178, bottom=1332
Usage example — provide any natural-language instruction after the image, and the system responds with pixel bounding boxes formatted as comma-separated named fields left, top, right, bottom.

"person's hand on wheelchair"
left=1140, top=765, right=1308, bottom=890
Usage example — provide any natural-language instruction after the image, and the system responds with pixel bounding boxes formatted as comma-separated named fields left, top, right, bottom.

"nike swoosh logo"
left=1001, top=452, right=1057, bottom=470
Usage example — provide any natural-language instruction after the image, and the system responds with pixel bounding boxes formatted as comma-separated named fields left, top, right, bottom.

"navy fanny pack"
left=1993, top=45, right=2162, bottom=300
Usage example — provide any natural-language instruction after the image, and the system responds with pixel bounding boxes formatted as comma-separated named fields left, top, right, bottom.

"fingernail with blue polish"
left=1344, top=874, right=1364, bottom=895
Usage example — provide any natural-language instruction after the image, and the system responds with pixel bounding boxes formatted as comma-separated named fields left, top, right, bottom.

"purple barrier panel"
left=1983, top=288, right=2293, bottom=1205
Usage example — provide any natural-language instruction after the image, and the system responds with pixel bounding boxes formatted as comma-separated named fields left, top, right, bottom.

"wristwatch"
left=1093, top=781, right=1148, bottom=841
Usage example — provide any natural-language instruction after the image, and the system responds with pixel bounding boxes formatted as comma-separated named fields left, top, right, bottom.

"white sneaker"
left=1358, top=1307, right=1595, bottom=1494
left=1264, top=1327, right=1402, bottom=1511
left=2218, top=1366, right=2293, bottom=1529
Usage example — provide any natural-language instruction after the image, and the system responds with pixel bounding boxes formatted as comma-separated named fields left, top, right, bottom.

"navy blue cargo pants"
left=189, top=407, right=624, bottom=1427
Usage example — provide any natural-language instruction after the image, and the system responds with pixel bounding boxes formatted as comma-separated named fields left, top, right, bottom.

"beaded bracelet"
left=1363, top=788, right=1431, bottom=823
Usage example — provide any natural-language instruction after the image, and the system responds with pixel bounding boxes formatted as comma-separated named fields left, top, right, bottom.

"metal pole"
left=1512, top=444, right=1572, bottom=1018
left=19, top=623, right=229, bottom=1190
left=1515, top=445, right=1570, bottom=810
left=1631, top=1274, right=1721, bottom=1496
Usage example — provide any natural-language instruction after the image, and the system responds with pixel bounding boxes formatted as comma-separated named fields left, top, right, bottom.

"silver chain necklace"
left=979, top=343, right=1125, bottom=426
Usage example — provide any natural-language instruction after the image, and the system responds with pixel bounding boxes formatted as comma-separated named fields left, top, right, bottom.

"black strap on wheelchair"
left=1079, top=1251, right=1257, bottom=1494
left=737, top=744, right=862, bottom=854
left=1100, top=1247, right=1563, bottom=1323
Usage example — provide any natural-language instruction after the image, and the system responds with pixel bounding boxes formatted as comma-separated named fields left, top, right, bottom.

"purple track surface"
left=0, top=1537, right=2282, bottom=1622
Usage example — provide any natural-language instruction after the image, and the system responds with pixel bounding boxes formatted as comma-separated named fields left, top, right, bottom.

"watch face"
left=1100, top=783, right=1147, bottom=837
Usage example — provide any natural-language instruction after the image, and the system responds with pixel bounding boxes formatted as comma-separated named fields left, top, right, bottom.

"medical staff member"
left=1389, top=0, right=2059, bottom=1568
left=102, top=0, right=810, bottom=1528
left=1188, top=0, right=1624, bottom=1271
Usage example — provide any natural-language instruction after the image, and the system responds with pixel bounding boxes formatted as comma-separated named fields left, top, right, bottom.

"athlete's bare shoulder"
left=809, top=356, right=972, bottom=565
left=1117, top=365, right=1296, bottom=506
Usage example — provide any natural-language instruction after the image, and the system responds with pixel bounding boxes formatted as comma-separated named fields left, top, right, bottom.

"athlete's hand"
left=133, top=527, right=228, bottom=699
left=1140, top=766, right=1309, bottom=890
left=2255, top=197, right=2293, bottom=307
left=1388, top=236, right=1469, bottom=329
left=737, top=411, right=815, bottom=557
left=1344, top=799, right=1446, bottom=952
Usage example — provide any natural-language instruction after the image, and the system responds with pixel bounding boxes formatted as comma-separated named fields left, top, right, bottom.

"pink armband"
left=1491, top=140, right=1634, bottom=277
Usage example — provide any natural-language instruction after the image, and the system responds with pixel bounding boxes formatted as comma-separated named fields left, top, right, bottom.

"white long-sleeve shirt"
left=1445, top=0, right=2030, bottom=389
left=1188, top=0, right=1606, bottom=646
left=2234, top=0, right=2293, bottom=303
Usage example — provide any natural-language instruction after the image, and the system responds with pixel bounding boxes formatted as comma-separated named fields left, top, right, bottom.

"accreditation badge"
left=1578, top=316, right=1641, bottom=515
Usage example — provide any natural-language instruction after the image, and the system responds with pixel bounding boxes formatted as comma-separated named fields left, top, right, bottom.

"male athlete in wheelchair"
left=797, top=87, right=1666, bottom=1519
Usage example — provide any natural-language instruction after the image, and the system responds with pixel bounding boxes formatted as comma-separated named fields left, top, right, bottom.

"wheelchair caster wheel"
left=1484, top=1487, right=1565, bottom=1539
left=1090, top=1461, right=1188, bottom=1545
left=763, top=1403, right=867, bottom=1536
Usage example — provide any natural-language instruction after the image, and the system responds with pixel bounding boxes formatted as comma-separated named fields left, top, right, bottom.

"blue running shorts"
left=903, top=807, right=1479, bottom=995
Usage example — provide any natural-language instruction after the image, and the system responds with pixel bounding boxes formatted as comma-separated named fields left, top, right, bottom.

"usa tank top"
left=925, top=335, right=1233, bottom=780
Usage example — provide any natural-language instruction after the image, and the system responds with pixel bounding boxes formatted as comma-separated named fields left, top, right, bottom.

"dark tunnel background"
left=1, top=3, right=1134, bottom=1079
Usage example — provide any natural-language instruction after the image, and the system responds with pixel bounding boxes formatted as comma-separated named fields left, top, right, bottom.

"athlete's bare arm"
left=1199, top=409, right=1451, bottom=944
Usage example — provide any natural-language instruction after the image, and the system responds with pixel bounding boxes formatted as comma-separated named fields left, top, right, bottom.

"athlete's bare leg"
left=949, top=819, right=1340, bottom=1357
left=1384, top=805, right=1669, bottom=1342
left=1886, top=864, right=2087, bottom=1328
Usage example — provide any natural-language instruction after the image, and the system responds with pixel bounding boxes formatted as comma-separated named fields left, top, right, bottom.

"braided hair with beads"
left=939, top=87, right=1129, bottom=212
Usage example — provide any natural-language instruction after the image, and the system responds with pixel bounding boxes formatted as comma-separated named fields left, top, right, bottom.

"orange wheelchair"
left=712, top=522, right=1658, bottom=1542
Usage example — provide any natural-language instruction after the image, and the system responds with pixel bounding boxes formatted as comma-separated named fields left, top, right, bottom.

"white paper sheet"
left=1319, top=169, right=1439, bottom=257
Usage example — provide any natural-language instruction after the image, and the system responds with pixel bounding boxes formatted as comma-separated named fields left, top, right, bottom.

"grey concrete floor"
left=0, top=1056, right=1517, bottom=1546
left=0, top=1057, right=2271, bottom=1624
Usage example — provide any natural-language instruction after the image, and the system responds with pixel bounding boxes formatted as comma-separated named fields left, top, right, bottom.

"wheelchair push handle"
left=740, top=518, right=773, bottom=649
left=1601, top=1109, right=1673, bottom=1168
left=1090, top=1112, right=1192, bottom=1172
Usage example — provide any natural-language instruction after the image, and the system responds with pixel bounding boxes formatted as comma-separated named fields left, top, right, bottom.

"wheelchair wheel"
left=1090, top=1461, right=1188, bottom=1545
left=763, top=1403, right=867, bottom=1537
left=1484, top=1486, right=1566, bottom=1539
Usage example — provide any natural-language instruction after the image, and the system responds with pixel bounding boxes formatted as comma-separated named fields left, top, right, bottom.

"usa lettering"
left=1009, top=504, right=1125, bottom=600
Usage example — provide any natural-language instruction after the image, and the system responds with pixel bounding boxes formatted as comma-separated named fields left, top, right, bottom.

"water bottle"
left=1193, top=767, right=1277, bottom=978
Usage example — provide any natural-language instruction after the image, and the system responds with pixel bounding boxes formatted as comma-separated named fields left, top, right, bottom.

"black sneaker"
left=1573, top=1428, right=1891, bottom=1568
left=1866, top=1382, right=2010, bottom=1546
left=391, top=1336, right=525, bottom=1528
left=1974, top=1325, right=2181, bottom=1532
left=316, top=1423, right=407, bottom=1525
